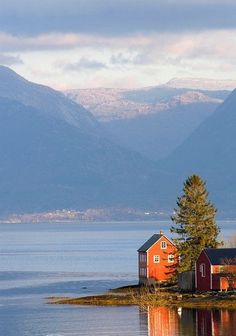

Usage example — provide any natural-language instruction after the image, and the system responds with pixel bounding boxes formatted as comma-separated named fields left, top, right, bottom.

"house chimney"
left=160, top=230, right=163, bottom=235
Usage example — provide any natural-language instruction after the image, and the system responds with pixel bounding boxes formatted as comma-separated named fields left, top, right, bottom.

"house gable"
left=138, top=234, right=175, bottom=253
left=196, top=250, right=212, bottom=291
left=138, top=233, right=177, bottom=284
left=196, top=248, right=236, bottom=291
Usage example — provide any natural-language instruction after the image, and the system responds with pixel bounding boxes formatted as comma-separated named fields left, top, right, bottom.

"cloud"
left=0, top=0, right=236, bottom=36
left=1, top=31, right=175, bottom=56
left=110, top=53, right=133, bottom=65
left=58, top=58, right=107, bottom=71
left=2, top=28, right=236, bottom=67
left=0, top=33, right=83, bottom=52
left=0, top=32, right=155, bottom=52
left=2, top=26, right=236, bottom=90
left=0, top=53, right=23, bottom=65
left=110, top=52, right=153, bottom=66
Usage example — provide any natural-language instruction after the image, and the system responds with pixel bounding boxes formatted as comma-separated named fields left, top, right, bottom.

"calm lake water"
left=0, top=220, right=235, bottom=336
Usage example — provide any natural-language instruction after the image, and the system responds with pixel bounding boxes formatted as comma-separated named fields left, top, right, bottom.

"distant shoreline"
left=1, top=217, right=236, bottom=224
left=0, top=207, right=235, bottom=224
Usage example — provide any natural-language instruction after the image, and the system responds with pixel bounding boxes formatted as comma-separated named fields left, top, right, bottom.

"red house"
left=138, top=232, right=177, bottom=285
left=196, top=248, right=236, bottom=291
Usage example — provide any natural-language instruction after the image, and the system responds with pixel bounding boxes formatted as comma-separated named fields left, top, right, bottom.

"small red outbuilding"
left=138, top=232, right=177, bottom=285
left=196, top=248, right=236, bottom=291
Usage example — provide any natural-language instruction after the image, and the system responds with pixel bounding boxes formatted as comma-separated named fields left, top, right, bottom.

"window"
left=139, top=254, right=146, bottom=263
left=161, top=241, right=167, bottom=249
left=140, top=268, right=147, bottom=277
left=168, top=254, right=174, bottom=263
left=200, top=263, right=206, bottom=277
left=153, top=255, right=160, bottom=263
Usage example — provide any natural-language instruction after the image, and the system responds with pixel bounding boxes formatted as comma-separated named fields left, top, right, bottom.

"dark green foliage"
left=171, top=174, right=220, bottom=272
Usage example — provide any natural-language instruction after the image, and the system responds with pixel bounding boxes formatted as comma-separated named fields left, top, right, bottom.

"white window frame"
left=168, top=254, right=174, bottom=263
left=161, top=241, right=167, bottom=249
left=153, top=255, right=160, bottom=263
left=200, top=263, right=206, bottom=277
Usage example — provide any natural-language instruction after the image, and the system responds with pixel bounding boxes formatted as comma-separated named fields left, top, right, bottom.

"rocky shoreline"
left=48, top=285, right=236, bottom=309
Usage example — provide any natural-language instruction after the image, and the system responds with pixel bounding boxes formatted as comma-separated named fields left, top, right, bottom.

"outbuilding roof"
left=204, top=248, right=236, bottom=265
left=138, top=234, right=162, bottom=252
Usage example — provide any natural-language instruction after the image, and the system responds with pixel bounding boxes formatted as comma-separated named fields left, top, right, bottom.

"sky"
left=0, top=0, right=236, bottom=90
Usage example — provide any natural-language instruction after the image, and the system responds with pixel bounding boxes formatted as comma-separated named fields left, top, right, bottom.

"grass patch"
left=47, top=285, right=236, bottom=309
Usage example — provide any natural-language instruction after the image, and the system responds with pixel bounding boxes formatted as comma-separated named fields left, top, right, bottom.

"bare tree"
left=221, top=257, right=236, bottom=290
left=224, top=233, right=236, bottom=248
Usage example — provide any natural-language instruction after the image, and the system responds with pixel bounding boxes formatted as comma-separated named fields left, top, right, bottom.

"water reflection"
left=196, top=309, right=236, bottom=336
left=140, top=306, right=236, bottom=336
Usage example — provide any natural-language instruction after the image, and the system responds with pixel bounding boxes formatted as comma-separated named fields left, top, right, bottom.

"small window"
left=168, top=254, right=174, bottom=263
left=153, top=255, right=160, bottom=263
left=161, top=241, right=167, bottom=249
left=139, top=254, right=146, bottom=263
left=140, top=267, right=147, bottom=277
left=200, top=263, right=206, bottom=277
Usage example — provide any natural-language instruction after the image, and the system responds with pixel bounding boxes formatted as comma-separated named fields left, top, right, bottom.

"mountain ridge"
left=0, top=67, right=162, bottom=214
left=65, top=85, right=227, bottom=122
left=65, top=84, right=230, bottom=160
left=157, top=88, right=236, bottom=212
left=0, top=65, right=100, bottom=135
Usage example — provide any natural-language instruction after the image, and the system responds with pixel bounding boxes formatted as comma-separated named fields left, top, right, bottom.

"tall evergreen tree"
left=171, top=174, right=220, bottom=272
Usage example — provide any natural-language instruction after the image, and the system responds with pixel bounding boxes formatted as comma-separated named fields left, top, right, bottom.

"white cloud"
left=58, top=58, right=107, bottom=71
left=5, top=29, right=236, bottom=90
left=2, top=29, right=236, bottom=63
left=0, top=53, right=23, bottom=65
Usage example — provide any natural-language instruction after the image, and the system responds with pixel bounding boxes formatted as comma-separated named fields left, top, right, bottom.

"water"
left=0, top=221, right=235, bottom=335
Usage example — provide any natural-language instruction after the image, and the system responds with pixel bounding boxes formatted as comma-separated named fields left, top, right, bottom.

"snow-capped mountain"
left=64, top=83, right=230, bottom=160
left=65, top=82, right=228, bottom=122
left=65, top=88, right=161, bottom=121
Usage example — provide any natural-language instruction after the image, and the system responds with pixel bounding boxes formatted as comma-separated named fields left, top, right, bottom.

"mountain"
left=158, top=89, right=236, bottom=214
left=1, top=66, right=235, bottom=216
left=65, top=85, right=230, bottom=160
left=0, top=67, right=161, bottom=214
left=0, top=65, right=100, bottom=134
left=65, top=86, right=226, bottom=122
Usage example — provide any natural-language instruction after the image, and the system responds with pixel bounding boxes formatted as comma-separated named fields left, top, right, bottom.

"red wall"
left=196, top=251, right=211, bottom=291
left=147, top=236, right=177, bottom=282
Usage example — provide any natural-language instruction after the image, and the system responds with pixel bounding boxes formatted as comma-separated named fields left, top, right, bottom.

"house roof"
left=138, top=234, right=166, bottom=252
left=204, top=248, right=236, bottom=265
